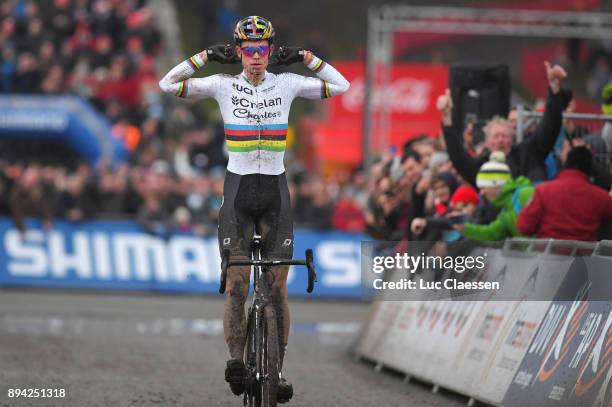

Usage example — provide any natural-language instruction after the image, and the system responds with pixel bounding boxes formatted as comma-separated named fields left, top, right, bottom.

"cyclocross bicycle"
left=219, top=234, right=317, bottom=407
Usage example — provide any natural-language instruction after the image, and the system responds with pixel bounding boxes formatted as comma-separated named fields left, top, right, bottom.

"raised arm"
left=527, top=61, right=568, bottom=155
left=462, top=213, right=509, bottom=242
left=158, top=50, right=221, bottom=99
left=293, top=52, right=350, bottom=99
left=437, top=89, right=483, bottom=188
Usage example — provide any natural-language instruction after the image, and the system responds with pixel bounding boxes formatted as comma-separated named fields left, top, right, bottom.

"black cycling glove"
left=206, top=44, right=240, bottom=64
left=269, top=46, right=305, bottom=66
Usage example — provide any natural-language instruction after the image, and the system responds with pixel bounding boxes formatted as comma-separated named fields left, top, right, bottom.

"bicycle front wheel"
left=255, top=305, right=279, bottom=407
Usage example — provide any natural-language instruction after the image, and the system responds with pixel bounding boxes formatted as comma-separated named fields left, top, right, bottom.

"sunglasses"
left=241, top=45, right=270, bottom=57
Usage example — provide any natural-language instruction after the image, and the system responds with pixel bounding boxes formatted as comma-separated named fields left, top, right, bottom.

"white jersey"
left=159, top=54, right=350, bottom=175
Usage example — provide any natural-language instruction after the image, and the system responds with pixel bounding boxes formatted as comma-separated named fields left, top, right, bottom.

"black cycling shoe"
left=225, top=359, right=246, bottom=395
left=277, top=377, right=293, bottom=403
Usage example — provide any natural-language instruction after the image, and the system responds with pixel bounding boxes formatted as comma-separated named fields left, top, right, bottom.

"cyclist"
left=159, top=16, right=350, bottom=403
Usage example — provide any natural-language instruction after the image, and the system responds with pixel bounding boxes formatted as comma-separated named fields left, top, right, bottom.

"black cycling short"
left=218, top=171, right=294, bottom=259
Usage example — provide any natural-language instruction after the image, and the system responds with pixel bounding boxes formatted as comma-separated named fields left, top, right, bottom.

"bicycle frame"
left=219, top=235, right=316, bottom=407
left=244, top=237, right=275, bottom=406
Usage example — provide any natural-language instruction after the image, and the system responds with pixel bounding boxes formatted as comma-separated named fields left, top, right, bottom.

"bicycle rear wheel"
left=255, top=305, right=279, bottom=407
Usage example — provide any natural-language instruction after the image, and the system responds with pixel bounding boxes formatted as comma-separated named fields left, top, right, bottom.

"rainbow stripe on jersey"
left=224, top=123, right=288, bottom=152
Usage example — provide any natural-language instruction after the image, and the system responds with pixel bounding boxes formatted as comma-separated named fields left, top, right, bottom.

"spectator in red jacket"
left=517, top=146, right=612, bottom=241
left=332, top=190, right=365, bottom=231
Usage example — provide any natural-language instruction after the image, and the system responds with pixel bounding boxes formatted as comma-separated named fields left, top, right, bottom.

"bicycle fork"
left=243, top=272, right=280, bottom=406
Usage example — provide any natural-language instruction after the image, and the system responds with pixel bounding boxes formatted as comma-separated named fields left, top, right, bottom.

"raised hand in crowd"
left=436, top=88, right=452, bottom=126
left=544, top=60, right=567, bottom=94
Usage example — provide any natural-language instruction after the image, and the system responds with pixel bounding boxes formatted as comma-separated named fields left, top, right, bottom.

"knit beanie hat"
left=450, top=185, right=480, bottom=206
left=602, top=82, right=612, bottom=115
left=476, top=151, right=512, bottom=188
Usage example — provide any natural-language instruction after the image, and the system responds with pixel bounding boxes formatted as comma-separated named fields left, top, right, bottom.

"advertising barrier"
left=503, top=300, right=611, bottom=407
left=477, top=301, right=552, bottom=404
left=454, top=250, right=577, bottom=403
left=355, top=240, right=612, bottom=407
left=0, top=95, right=127, bottom=166
left=311, top=62, right=449, bottom=164
left=502, top=257, right=612, bottom=407
left=0, top=217, right=367, bottom=298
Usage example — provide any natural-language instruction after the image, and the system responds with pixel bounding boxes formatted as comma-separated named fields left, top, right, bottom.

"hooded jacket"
left=463, top=176, right=534, bottom=241
left=517, top=169, right=612, bottom=241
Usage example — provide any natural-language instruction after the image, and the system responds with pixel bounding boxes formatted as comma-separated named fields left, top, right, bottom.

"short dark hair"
left=565, top=146, right=592, bottom=175
left=403, top=134, right=429, bottom=150
left=401, top=148, right=421, bottom=164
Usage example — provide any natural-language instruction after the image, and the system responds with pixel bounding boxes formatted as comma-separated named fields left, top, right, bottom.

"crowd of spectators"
left=364, top=62, right=612, bottom=249
left=0, top=155, right=370, bottom=237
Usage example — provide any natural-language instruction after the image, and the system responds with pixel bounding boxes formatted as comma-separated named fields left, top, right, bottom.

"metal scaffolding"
left=363, top=6, right=612, bottom=167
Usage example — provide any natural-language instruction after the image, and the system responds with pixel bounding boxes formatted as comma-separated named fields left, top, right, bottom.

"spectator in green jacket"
left=454, top=151, right=534, bottom=241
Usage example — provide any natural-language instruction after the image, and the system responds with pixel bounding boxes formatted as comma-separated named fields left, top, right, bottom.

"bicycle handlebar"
left=227, top=259, right=308, bottom=267
left=218, top=249, right=317, bottom=294
left=305, top=249, right=315, bottom=293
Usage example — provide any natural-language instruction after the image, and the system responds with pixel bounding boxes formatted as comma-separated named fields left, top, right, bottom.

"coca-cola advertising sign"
left=330, top=62, right=448, bottom=123
left=311, top=62, right=448, bottom=163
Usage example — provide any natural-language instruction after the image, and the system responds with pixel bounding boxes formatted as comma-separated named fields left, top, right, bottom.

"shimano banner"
left=0, top=218, right=367, bottom=298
